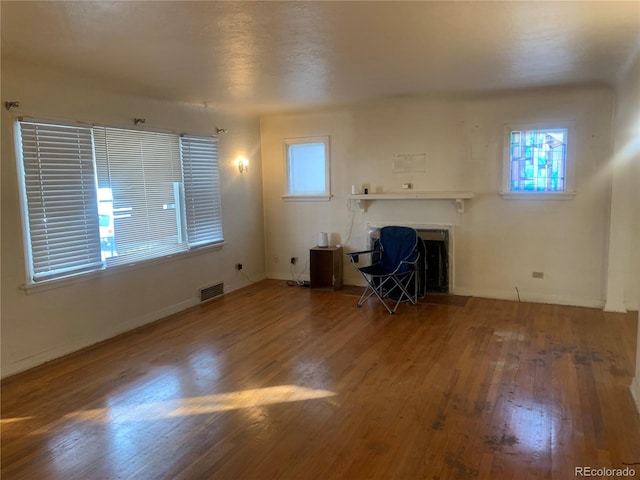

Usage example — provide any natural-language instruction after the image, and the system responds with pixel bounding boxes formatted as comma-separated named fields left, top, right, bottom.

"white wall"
left=261, top=86, right=616, bottom=308
left=1, top=58, right=266, bottom=377
left=610, top=52, right=640, bottom=410
left=605, top=51, right=640, bottom=314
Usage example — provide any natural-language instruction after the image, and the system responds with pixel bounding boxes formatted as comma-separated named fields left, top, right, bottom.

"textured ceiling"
left=2, top=1, right=639, bottom=115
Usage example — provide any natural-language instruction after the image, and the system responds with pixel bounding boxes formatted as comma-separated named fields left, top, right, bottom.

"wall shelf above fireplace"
left=349, top=191, right=474, bottom=213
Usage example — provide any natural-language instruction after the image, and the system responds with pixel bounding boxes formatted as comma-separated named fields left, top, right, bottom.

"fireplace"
left=367, top=225, right=451, bottom=295
left=420, top=229, right=449, bottom=293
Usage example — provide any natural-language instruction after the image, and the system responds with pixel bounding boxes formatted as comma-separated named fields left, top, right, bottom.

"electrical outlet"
left=290, top=257, right=298, bottom=264
left=532, top=271, right=544, bottom=279
left=235, top=263, right=243, bottom=270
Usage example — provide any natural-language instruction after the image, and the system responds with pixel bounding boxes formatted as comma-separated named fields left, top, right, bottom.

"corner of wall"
left=603, top=301, right=628, bottom=313
left=631, top=377, right=640, bottom=415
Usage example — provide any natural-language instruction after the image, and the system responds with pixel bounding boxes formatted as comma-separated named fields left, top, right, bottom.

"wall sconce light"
left=236, top=156, right=249, bottom=174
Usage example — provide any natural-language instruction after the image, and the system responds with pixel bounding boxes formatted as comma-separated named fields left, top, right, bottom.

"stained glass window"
left=509, top=128, right=567, bottom=192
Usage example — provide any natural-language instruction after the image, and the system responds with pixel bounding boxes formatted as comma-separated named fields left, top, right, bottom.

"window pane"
left=509, top=128, right=567, bottom=192
left=18, top=121, right=103, bottom=281
left=93, top=127, right=186, bottom=265
left=288, top=143, right=326, bottom=194
left=97, top=187, right=116, bottom=260
left=180, top=135, right=224, bottom=247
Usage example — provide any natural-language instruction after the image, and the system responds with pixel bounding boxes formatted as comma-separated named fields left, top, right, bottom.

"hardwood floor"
left=2, top=279, right=639, bottom=479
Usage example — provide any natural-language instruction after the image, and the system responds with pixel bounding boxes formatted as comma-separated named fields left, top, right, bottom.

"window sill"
left=281, top=194, right=333, bottom=202
left=20, top=241, right=226, bottom=295
left=499, top=191, right=576, bottom=200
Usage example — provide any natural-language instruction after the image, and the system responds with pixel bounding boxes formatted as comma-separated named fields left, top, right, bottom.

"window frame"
left=281, top=136, right=332, bottom=202
left=500, top=121, right=576, bottom=200
left=14, top=116, right=225, bottom=290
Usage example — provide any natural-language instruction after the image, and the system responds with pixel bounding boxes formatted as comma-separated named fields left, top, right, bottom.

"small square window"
left=282, top=136, right=331, bottom=201
left=502, top=123, right=575, bottom=199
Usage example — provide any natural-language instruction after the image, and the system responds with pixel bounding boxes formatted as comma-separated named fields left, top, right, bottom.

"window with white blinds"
left=18, top=121, right=103, bottom=281
left=16, top=118, right=224, bottom=284
left=93, top=127, right=185, bottom=266
left=180, top=135, right=223, bottom=247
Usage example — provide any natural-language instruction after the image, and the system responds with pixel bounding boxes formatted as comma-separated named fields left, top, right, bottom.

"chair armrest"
left=345, top=249, right=377, bottom=264
left=344, top=249, right=376, bottom=257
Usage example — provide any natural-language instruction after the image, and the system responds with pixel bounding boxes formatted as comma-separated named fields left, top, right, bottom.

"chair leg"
left=357, top=275, right=386, bottom=306
left=358, top=275, right=395, bottom=314
left=373, top=276, right=396, bottom=314
left=354, top=270, right=418, bottom=315
left=390, top=271, right=417, bottom=313
left=356, top=279, right=377, bottom=307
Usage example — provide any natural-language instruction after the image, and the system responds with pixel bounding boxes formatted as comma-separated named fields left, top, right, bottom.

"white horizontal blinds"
left=180, top=135, right=224, bottom=247
left=18, top=120, right=102, bottom=281
left=93, top=127, right=186, bottom=266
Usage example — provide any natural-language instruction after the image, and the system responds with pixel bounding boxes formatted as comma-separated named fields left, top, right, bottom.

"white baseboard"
left=625, top=299, right=639, bottom=312
left=452, top=287, right=605, bottom=309
left=604, top=300, right=628, bottom=313
left=2, top=297, right=200, bottom=379
left=2, top=275, right=275, bottom=379
left=265, top=274, right=607, bottom=310
left=610, top=289, right=639, bottom=312
left=228, top=273, right=267, bottom=290
left=267, top=271, right=310, bottom=283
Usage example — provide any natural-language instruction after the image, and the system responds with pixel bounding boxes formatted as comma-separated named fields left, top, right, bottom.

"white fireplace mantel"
left=349, top=191, right=474, bottom=213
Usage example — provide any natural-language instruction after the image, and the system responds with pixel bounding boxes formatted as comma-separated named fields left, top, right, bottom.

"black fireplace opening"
left=421, top=232, right=449, bottom=293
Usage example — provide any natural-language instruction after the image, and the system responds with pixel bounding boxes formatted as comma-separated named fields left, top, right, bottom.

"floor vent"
left=199, top=282, right=224, bottom=303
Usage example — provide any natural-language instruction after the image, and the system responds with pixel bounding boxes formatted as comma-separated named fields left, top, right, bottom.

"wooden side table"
left=310, top=246, right=343, bottom=290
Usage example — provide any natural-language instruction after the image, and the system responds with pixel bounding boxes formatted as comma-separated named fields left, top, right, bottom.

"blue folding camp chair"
left=346, top=226, right=420, bottom=314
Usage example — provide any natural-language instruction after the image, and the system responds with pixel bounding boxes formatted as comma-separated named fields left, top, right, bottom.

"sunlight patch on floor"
left=64, top=385, right=337, bottom=424
left=508, top=401, right=557, bottom=454
left=0, top=416, right=34, bottom=425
